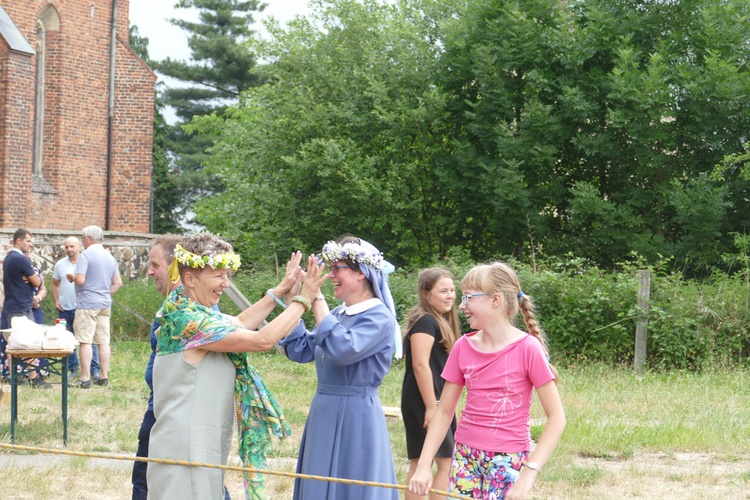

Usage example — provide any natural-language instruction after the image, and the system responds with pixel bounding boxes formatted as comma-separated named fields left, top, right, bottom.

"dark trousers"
left=131, top=409, right=155, bottom=500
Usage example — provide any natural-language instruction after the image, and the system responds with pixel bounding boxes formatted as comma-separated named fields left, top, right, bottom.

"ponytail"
left=518, top=293, right=559, bottom=384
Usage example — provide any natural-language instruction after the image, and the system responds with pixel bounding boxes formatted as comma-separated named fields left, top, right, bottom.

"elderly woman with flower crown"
left=147, top=233, right=325, bottom=500
left=278, top=235, right=400, bottom=500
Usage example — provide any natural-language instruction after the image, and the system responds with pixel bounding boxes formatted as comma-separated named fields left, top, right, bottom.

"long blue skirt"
left=292, top=388, right=399, bottom=500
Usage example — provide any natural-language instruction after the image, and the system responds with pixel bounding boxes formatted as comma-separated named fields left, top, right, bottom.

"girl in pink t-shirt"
left=407, top=261, right=566, bottom=500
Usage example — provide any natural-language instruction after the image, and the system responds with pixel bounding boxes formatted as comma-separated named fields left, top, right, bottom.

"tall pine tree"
left=154, top=0, right=266, bottom=223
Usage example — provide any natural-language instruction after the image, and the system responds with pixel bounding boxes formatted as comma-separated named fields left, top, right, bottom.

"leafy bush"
left=111, top=277, right=165, bottom=342
left=95, top=253, right=750, bottom=371
left=521, top=263, right=639, bottom=365
left=648, top=271, right=750, bottom=370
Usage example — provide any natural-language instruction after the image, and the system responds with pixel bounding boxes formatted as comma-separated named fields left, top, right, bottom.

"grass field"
left=0, top=342, right=749, bottom=499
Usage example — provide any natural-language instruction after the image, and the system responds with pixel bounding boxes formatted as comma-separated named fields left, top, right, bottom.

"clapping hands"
left=275, top=251, right=304, bottom=299
left=299, top=254, right=327, bottom=302
left=274, top=252, right=328, bottom=305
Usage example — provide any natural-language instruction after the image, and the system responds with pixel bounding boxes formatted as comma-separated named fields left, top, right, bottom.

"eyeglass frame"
left=460, top=292, right=490, bottom=305
left=327, top=264, right=351, bottom=272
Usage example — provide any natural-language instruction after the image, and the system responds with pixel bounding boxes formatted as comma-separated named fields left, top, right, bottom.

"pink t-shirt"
left=441, top=332, right=555, bottom=453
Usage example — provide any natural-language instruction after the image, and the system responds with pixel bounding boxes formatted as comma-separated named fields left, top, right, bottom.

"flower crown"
left=173, top=244, right=241, bottom=271
left=320, top=241, right=384, bottom=270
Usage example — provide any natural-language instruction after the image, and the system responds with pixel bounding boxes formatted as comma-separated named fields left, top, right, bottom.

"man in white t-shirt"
left=51, top=236, right=100, bottom=381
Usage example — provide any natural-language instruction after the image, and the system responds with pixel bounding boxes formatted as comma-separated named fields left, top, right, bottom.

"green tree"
left=129, top=26, right=181, bottom=233
left=438, top=0, right=577, bottom=260
left=192, top=0, right=461, bottom=266
left=441, top=0, right=750, bottom=270
left=575, top=0, right=750, bottom=271
left=154, top=0, right=266, bottom=222
left=192, top=0, right=750, bottom=271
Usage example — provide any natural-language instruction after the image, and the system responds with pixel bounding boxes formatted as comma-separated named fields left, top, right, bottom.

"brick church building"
left=0, top=0, right=156, bottom=234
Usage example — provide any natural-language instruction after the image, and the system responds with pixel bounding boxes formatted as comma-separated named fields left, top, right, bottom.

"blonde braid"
left=518, top=292, right=559, bottom=383
left=518, top=293, right=545, bottom=348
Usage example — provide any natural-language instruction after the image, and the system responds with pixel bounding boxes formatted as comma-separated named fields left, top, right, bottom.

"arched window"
left=32, top=20, right=45, bottom=176
left=32, top=6, right=60, bottom=179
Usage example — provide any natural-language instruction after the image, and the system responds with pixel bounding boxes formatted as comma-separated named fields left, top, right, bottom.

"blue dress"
left=280, top=298, right=399, bottom=500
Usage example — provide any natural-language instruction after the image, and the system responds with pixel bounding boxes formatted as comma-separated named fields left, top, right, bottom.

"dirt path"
left=545, top=452, right=750, bottom=499
left=1, top=450, right=748, bottom=498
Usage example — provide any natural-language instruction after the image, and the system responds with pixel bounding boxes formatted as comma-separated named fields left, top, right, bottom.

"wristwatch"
left=314, top=293, right=326, bottom=302
left=524, top=461, right=540, bottom=472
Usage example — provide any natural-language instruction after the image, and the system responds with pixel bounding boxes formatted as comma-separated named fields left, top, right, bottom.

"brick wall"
left=0, top=45, right=3, bottom=226
left=0, top=0, right=155, bottom=233
left=0, top=46, right=34, bottom=225
left=0, top=43, right=9, bottom=224
left=109, top=35, right=156, bottom=232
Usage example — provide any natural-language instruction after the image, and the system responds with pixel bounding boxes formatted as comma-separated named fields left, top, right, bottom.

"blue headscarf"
left=356, top=239, right=402, bottom=359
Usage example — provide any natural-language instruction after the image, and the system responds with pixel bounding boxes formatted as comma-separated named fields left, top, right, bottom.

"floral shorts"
left=449, top=442, right=528, bottom=499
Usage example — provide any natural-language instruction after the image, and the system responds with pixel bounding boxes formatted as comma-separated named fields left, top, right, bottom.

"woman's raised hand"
left=299, top=254, right=327, bottom=302
left=275, top=251, right=304, bottom=295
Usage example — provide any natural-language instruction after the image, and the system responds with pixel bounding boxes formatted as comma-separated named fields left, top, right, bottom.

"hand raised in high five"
left=298, top=254, right=327, bottom=303
left=272, top=251, right=304, bottom=298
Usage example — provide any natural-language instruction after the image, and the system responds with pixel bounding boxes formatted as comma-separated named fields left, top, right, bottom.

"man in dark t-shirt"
left=1, top=228, right=50, bottom=388
left=2, top=229, right=40, bottom=318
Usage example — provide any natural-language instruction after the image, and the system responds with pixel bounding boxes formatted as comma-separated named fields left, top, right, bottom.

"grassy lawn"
left=0, top=342, right=748, bottom=498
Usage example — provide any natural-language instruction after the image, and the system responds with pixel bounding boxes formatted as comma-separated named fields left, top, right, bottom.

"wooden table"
left=6, top=348, right=73, bottom=445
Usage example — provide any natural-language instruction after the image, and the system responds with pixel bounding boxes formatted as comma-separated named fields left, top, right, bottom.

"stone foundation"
left=0, top=229, right=156, bottom=280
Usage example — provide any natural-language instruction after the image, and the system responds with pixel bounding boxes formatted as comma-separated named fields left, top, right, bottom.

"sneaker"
left=78, top=379, right=91, bottom=389
left=94, top=378, right=109, bottom=387
left=31, top=376, right=52, bottom=389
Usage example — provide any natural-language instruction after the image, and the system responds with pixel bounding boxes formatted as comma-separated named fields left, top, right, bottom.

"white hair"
left=82, top=225, right=103, bottom=242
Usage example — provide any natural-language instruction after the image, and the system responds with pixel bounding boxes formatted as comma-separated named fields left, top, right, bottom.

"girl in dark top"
left=401, top=267, right=461, bottom=499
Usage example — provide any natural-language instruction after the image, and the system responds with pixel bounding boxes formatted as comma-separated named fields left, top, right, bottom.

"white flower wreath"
left=319, top=241, right=384, bottom=270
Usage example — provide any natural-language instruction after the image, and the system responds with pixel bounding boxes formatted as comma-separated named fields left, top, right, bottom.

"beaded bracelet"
left=292, top=295, right=312, bottom=312
left=266, top=289, right=287, bottom=309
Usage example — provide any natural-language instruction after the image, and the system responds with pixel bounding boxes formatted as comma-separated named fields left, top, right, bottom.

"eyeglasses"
left=461, top=292, right=490, bottom=305
left=328, top=264, right=350, bottom=272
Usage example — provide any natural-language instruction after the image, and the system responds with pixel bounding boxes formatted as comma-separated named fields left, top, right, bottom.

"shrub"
left=111, top=277, right=164, bottom=342
left=519, top=259, right=639, bottom=365
left=78, top=254, right=750, bottom=371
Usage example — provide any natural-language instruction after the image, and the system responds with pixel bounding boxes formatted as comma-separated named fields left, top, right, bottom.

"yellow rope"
left=0, top=443, right=470, bottom=499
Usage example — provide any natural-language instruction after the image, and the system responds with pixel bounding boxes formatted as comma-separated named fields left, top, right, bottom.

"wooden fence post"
left=634, top=270, right=651, bottom=375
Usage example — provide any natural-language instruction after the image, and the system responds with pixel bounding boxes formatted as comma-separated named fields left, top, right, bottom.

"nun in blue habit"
left=279, top=236, right=400, bottom=500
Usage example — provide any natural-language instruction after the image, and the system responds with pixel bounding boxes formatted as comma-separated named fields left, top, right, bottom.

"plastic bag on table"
left=7, top=316, right=45, bottom=350
left=43, top=324, right=77, bottom=351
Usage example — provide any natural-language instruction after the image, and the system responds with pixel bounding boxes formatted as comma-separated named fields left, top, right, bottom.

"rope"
left=589, top=314, right=638, bottom=333
left=111, top=299, right=153, bottom=327
left=0, top=443, right=470, bottom=499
